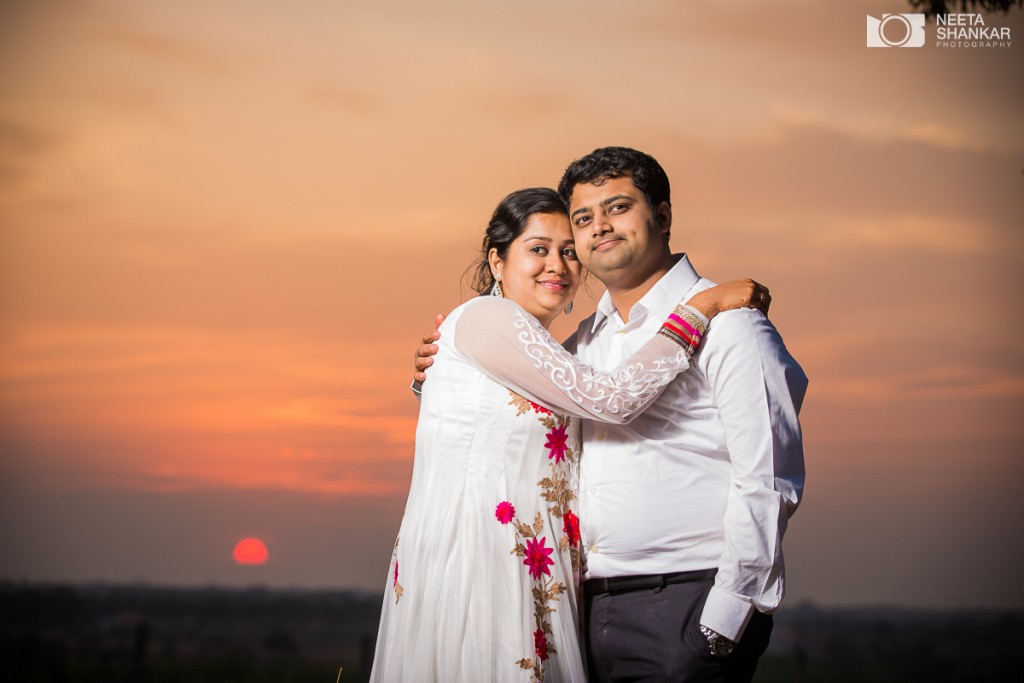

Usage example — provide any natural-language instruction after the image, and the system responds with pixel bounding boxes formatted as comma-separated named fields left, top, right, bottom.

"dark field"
left=1, top=583, right=1021, bottom=682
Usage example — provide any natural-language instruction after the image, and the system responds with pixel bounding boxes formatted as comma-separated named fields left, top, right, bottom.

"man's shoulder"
left=702, top=308, right=786, bottom=356
left=692, top=276, right=717, bottom=292
left=699, top=308, right=808, bottom=390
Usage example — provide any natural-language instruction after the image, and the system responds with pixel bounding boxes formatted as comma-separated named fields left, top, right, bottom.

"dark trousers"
left=584, top=579, right=773, bottom=683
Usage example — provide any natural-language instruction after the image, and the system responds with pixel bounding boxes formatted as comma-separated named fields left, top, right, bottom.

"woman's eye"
left=562, top=248, right=577, bottom=259
left=531, top=246, right=548, bottom=255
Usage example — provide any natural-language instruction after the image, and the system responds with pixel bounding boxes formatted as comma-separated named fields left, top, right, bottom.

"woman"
left=369, top=188, right=764, bottom=682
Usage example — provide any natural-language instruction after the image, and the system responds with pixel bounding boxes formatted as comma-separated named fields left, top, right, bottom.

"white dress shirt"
left=567, top=254, right=807, bottom=642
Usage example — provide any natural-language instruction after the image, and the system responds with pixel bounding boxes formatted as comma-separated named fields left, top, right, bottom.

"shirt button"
left=588, top=487, right=596, bottom=496
left=588, top=544, right=599, bottom=553
left=596, top=434, right=605, bottom=441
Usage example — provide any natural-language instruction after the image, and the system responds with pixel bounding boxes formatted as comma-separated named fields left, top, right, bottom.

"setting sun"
left=232, top=538, right=269, bottom=566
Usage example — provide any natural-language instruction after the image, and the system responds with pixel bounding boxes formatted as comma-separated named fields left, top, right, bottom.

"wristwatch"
left=699, top=625, right=736, bottom=657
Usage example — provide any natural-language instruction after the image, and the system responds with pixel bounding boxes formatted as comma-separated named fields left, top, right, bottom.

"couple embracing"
left=368, top=146, right=807, bottom=683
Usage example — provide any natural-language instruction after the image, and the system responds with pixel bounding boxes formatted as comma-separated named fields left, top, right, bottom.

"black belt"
left=585, top=569, right=717, bottom=595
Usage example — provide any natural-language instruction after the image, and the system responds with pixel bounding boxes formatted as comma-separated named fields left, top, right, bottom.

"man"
left=416, top=147, right=806, bottom=682
left=557, top=147, right=805, bottom=682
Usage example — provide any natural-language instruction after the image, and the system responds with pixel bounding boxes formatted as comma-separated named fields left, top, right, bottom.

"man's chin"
left=586, top=255, right=632, bottom=278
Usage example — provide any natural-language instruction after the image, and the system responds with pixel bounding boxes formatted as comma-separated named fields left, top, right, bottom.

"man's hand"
left=413, top=314, right=445, bottom=383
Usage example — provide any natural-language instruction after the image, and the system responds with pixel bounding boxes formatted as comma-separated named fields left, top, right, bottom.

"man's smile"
left=594, top=237, right=624, bottom=252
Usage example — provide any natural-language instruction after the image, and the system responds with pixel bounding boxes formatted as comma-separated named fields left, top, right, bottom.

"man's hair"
left=557, top=146, right=671, bottom=212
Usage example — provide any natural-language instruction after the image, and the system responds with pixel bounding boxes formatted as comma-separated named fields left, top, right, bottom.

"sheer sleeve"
left=453, top=297, right=706, bottom=424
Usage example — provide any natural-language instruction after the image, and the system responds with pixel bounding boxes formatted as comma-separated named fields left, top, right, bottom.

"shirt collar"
left=591, top=254, right=701, bottom=333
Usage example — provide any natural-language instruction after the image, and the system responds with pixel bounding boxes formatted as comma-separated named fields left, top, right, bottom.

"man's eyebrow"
left=570, top=193, right=634, bottom=219
left=599, top=194, right=631, bottom=208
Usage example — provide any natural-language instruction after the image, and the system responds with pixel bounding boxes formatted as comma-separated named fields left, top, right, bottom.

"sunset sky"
left=1, top=0, right=1022, bottom=609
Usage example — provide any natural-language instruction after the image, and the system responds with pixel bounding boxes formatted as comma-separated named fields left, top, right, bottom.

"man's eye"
left=575, top=216, right=591, bottom=227
left=610, top=203, right=627, bottom=213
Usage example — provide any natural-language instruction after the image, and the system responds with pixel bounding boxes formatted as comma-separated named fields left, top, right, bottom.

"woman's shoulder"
left=446, top=296, right=524, bottom=329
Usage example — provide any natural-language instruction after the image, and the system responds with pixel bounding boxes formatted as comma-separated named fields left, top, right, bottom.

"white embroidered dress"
left=369, top=296, right=701, bottom=683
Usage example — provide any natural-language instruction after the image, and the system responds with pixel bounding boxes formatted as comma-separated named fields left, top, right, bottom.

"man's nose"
left=592, top=213, right=613, bottom=236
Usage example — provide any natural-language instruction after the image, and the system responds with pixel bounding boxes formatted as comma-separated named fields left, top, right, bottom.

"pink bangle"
left=657, top=304, right=708, bottom=356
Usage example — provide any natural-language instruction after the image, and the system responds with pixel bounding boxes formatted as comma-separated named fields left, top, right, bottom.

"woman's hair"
left=470, top=187, right=568, bottom=296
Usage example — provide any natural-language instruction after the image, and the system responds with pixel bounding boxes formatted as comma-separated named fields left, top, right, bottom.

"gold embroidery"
left=504, top=389, right=582, bottom=680
left=506, top=508, right=563, bottom=682
left=507, top=391, right=534, bottom=416
left=538, top=462, right=581, bottom=573
left=391, top=536, right=404, bottom=604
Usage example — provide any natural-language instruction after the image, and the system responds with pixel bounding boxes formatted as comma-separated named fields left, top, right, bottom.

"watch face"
left=703, top=630, right=735, bottom=658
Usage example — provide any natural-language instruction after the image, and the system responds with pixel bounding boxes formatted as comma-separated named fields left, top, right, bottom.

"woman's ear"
left=487, top=248, right=503, bottom=280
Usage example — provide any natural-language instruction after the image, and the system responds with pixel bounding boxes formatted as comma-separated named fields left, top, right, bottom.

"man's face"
left=567, top=175, right=670, bottom=288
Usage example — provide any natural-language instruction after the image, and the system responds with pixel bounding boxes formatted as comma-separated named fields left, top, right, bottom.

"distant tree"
left=909, top=0, right=1023, bottom=15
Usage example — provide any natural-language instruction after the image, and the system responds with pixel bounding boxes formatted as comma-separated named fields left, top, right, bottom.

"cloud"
left=812, top=365, right=1024, bottom=404
left=268, top=399, right=416, bottom=446
left=474, top=89, right=572, bottom=121
left=679, top=119, right=1023, bottom=225
left=0, top=119, right=59, bottom=189
left=772, top=105, right=988, bottom=153
left=811, top=215, right=997, bottom=253
left=307, top=85, right=387, bottom=115
left=98, top=25, right=239, bottom=74
left=0, top=119, right=53, bottom=155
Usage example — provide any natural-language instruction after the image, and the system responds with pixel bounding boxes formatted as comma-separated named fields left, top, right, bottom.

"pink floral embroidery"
left=529, top=400, right=552, bottom=415
left=495, top=501, right=515, bottom=524
left=391, top=537, right=404, bottom=603
left=563, top=510, right=580, bottom=545
left=505, top=390, right=576, bottom=680
left=523, top=536, right=554, bottom=580
left=534, top=628, right=550, bottom=662
left=544, top=425, right=569, bottom=463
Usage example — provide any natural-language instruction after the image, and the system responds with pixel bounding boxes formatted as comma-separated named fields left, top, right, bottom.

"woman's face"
left=489, top=212, right=581, bottom=329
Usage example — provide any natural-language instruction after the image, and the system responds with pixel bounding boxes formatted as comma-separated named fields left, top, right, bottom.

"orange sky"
left=1, top=0, right=1022, bottom=607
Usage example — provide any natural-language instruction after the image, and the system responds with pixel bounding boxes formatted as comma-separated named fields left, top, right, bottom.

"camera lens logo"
left=866, top=14, right=926, bottom=47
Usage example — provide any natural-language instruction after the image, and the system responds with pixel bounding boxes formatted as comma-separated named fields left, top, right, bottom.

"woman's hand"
left=685, top=279, right=771, bottom=320
left=413, top=314, right=446, bottom=383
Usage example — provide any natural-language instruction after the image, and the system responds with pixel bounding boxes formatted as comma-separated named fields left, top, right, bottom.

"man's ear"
left=656, top=201, right=672, bottom=239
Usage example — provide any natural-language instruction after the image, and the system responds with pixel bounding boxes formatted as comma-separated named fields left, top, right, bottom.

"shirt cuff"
left=411, top=380, right=423, bottom=400
left=699, top=586, right=755, bottom=642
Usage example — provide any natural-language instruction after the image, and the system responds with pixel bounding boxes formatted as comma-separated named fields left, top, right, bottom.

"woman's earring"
left=564, top=301, right=574, bottom=314
left=491, top=275, right=503, bottom=298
